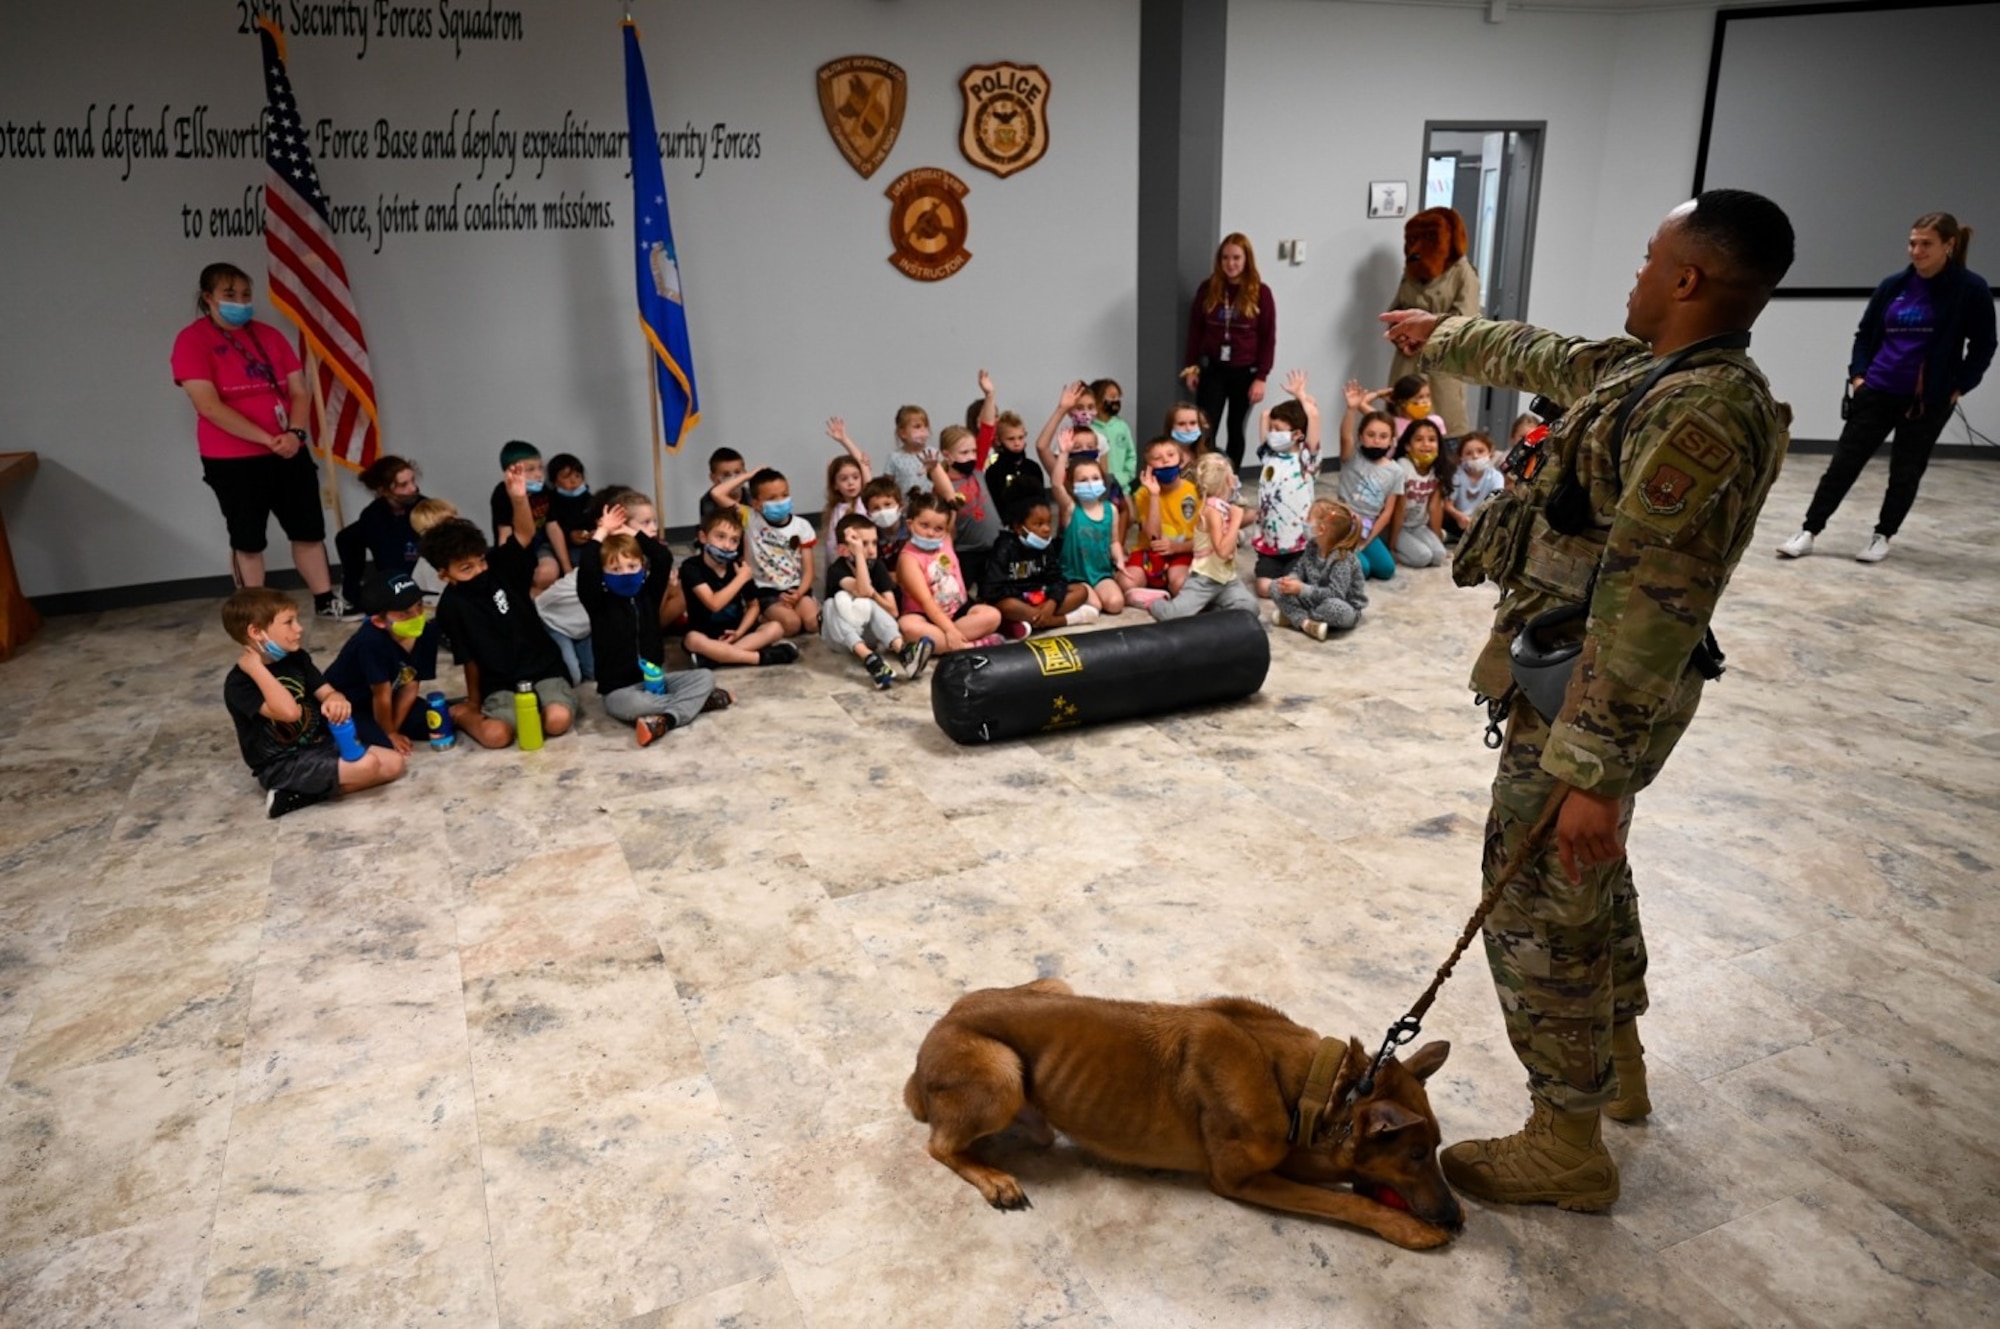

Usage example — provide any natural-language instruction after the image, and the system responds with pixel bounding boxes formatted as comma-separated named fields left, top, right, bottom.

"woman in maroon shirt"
left=1181, top=234, right=1276, bottom=469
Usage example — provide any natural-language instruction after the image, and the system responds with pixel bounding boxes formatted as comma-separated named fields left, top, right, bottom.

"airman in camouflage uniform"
left=1383, top=190, right=1796, bottom=1211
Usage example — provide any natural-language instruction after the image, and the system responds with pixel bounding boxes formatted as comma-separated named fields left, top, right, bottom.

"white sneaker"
left=1856, top=534, right=1891, bottom=563
left=1775, top=530, right=1814, bottom=559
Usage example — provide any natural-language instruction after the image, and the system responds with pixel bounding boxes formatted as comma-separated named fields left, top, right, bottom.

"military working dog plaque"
left=958, top=63, right=1050, bottom=179
left=817, top=55, right=906, bottom=179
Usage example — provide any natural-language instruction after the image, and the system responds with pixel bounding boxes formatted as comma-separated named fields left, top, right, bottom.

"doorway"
left=1420, top=122, right=1543, bottom=436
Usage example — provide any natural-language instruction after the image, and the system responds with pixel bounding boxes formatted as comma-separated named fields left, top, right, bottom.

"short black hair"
left=1683, top=189, right=1794, bottom=294
left=1005, top=492, right=1053, bottom=529
left=419, top=517, right=489, bottom=569
left=547, top=452, right=585, bottom=481
left=708, top=446, right=743, bottom=470
left=747, top=467, right=787, bottom=500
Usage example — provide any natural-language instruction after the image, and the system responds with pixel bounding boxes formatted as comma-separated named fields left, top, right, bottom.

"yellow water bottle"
left=513, top=680, right=544, bottom=751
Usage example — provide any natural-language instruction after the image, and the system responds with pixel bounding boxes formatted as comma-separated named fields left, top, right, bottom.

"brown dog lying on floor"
left=905, top=978, right=1463, bottom=1249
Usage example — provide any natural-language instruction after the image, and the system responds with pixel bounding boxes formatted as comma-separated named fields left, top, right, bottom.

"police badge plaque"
left=817, top=55, right=906, bottom=179
left=886, top=168, right=971, bottom=282
left=958, top=63, right=1050, bottom=179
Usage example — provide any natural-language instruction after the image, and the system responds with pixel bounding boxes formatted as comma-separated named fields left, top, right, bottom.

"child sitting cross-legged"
left=710, top=465, right=822, bottom=638
left=823, top=513, right=935, bottom=687
left=985, top=492, right=1098, bottom=637
left=421, top=465, right=578, bottom=748
left=222, top=587, right=405, bottom=819
left=897, top=490, right=1004, bottom=656
left=679, top=508, right=800, bottom=667
left=1272, top=499, right=1370, bottom=641
left=1051, top=448, right=1136, bottom=615
left=578, top=505, right=725, bottom=747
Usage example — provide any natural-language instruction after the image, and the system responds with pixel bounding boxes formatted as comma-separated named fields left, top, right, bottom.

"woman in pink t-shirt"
left=171, top=262, right=342, bottom=616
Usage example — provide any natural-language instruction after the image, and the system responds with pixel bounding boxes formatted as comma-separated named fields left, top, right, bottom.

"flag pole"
left=305, top=348, right=346, bottom=528
left=649, top=358, right=666, bottom=523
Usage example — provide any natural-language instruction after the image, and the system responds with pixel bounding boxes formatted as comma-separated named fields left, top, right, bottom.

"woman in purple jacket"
left=1778, top=211, right=1994, bottom=564
left=1181, top=234, right=1276, bottom=470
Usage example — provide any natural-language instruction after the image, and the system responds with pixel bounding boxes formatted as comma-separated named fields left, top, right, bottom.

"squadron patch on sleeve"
left=1638, top=464, right=1695, bottom=516
left=1619, top=417, right=1742, bottom=532
left=1666, top=420, right=1736, bottom=473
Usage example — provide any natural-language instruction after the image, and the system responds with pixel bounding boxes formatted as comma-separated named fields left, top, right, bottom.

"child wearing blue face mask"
left=679, top=509, right=799, bottom=668
left=489, top=440, right=560, bottom=592
left=578, top=515, right=725, bottom=747
left=984, top=493, right=1097, bottom=637
left=542, top=452, right=595, bottom=576
left=1052, top=450, right=1134, bottom=615
left=711, top=464, right=821, bottom=639
left=221, top=586, right=406, bottom=818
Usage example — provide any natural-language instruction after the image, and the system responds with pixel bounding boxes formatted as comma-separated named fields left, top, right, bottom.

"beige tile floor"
left=1, top=459, right=1996, bottom=1328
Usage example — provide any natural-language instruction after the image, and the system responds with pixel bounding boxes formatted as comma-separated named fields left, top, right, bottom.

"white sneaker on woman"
left=1775, top=530, right=1814, bottom=559
left=1855, top=534, right=1892, bottom=563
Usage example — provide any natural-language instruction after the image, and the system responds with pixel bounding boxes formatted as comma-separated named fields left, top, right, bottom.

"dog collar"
left=1288, top=1037, right=1351, bottom=1146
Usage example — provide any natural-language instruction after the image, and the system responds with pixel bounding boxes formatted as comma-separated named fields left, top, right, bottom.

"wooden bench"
left=0, top=452, right=41, bottom=659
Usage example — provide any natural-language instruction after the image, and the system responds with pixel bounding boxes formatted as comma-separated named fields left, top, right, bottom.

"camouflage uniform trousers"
left=1479, top=678, right=1701, bottom=1112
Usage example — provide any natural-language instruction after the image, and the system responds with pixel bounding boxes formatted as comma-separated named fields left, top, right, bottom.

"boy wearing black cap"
left=324, top=571, right=442, bottom=754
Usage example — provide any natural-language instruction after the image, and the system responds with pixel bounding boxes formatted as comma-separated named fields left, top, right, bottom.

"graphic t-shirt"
left=434, top=539, right=567, bottom=695
left=748, top=512, right=816, bottom=590
left=1864, top=273, right=1936, bottom=395
left=1129, top=479, right=1201, bottom=550
left=1451, top=464, right=1505, bottom=515
left=324, top=618, right=439, bottom=706
left=1255, top=444, right=1318, bottom=556
left=224, top=649, right=332, bottom=774
left=170, top=318, right=303, bottom=460
left=951, top=470, right=1001, bottom=553
left=1336, top=455, right=1406, bottom=536
left=899, top=540, right=969, bottom=618
left=1397, top=458, right=1442, bottom=533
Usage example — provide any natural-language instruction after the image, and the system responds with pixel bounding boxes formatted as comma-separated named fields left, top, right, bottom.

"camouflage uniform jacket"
left=1422, top=315, right=1792, bottom=797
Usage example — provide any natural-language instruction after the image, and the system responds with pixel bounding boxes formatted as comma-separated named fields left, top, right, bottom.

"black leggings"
left=1802, top=387, right=1950, bottom=538
left=1197, top=363, right=1259, bottom=470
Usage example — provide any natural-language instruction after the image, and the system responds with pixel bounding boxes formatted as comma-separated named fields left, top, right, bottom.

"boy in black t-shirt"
left=822, top=513, right=932, bottom=688
left=221, top=587, right=406, bottom=818
left=543, top=452, right=596, bottom=576
left=324, top=572, right=441, bottom=755
left=488, top=439, right=560, bottom=592
left=678, top=508, right=799, bottom=668
left=425, top=466, right=578, bottom=748
left=985, top=493, right=1096, bottom=636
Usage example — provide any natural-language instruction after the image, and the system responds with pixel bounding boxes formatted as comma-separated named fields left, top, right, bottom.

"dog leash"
left=1333, top=781, right=1572, bottom=1134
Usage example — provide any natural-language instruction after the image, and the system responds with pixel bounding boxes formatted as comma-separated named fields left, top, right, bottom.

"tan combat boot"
left=1440, top=1101, right=1620, bottom=1212
left=1606, top=1022, right=1652, bottom=1123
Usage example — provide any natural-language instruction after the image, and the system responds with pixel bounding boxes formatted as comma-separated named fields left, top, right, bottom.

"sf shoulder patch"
left=1623, top=418, right=1740, bottom=530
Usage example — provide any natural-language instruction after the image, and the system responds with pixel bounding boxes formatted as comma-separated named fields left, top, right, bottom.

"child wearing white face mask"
left=1445, top=430, right=1505, bottom=541
left=1252, top=369, right=1321, bottom=597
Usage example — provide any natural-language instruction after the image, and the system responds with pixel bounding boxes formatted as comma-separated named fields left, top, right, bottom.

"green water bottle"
left=513, top=680, right=544, bottom=751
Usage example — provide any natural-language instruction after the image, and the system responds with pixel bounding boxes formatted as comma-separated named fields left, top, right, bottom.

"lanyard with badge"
left=218, top=325, right=291, bottom=428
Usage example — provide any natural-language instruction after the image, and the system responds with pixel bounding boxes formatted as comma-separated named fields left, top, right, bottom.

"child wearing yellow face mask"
left=323, top=572, right=444, bottom=756
left=1392, top=418, right=1450, bottom=569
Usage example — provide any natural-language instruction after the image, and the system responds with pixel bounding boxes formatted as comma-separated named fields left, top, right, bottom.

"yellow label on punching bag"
left=1025, top=637, right=1083, bottom=676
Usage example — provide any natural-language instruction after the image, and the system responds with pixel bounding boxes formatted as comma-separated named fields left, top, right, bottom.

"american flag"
left=256, top=18, right=380, bottom=470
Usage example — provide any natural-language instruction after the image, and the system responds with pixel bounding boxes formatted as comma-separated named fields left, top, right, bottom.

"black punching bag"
left=930, top=610, right=1270, bottom=745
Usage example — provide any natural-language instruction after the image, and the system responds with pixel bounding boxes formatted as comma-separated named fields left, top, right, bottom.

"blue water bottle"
left=424, top=691, right=456, bottom=750
left=328, top=715, right=366, bottom=761
left=639, top=659, right=667, bottom=695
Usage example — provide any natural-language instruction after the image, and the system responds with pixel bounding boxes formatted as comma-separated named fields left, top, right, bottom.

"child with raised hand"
left=1337, top=382, right=1406, bottom=581
left=423, top=467, right=580, bottom=748
left=1272, top=499, right=1370, bottom=641
left=1393, top=418, right=1449, bottom=569
left=578, top=504, right=723, bottom=747
left=986, top=492, right=1097, bottom=637
left=679, top=509, right=799, bottom=667
left=1052, top=446, right=1134, bottom=615
left=821, top=417, right=874, bottom=552
left=1352, top=375, right=1448, bottom=442
left=1252, top=369, right=1322, bottom=597
left=710, top=465, right=821, bottom=638
left=1033, top=380, right=1094, bottom=479
left=897, top=490, right=1003, bottom=655
left=1089, top=377, right=1138, bottom=500
left=543, top=452, right=595, bottom=575
left=1148, top=452, right=1259, bottom=621
left=939, top=422, right=999, bottom=601
left=324, top=572, right=441, bottom=755
left=1445, top=430, right=1505, bottom=539
left=985, top=409, right=1046, bottom=520
left=489, top=440, right=560, bottom=592
left=222, top=586, right=406, bottom=818
left=824, top=513, right=934, bottom=688
left=1128, top=435, right=1201, bottom=599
